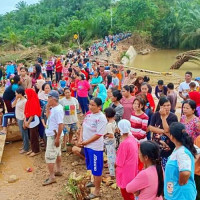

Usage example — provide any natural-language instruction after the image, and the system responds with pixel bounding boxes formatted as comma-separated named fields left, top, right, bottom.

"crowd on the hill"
left=0, top=33, right=200, bottom=200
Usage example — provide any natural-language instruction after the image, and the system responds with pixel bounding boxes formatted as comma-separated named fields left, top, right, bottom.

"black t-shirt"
left=3, top=86, right=15, bottom=101
left=150, top=111, right=178, bottom=158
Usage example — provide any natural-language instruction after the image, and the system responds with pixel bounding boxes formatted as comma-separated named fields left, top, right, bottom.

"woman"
left=55, top=58, right=63, bottom=83
left=149, top=96, right=178, bottom=169
left=79, top=98, right=107, bottom=199
left=134, top=76, right=144, bottom=95
left=46, top=58, right=54, bottom=80
left=126, top=141, right=163, bottom=200
left=77, top=74, right=90, bottom=115
left=164, top=122, right=197, bottom=200
left=105, top=75, right=112, bottom=89
left=90, top=70, right=103, bottom=91
left=180, top=100, right=200, bottom=140
left=12, top=87, right=29, bottom=154
left=116, top=119, right=138, bottom=200
left=121, top=85, right=135, bottom=120
left=110, top=90, right=124, bottom=123
left=24, top=89, right=41, bottom=157
left=123, top=71, right=137, bottom=86
left=130, top=97, right=149, bottom=141
left=140, top=82, right=155, bottom=112
left=39, top=82, right=51, bottom=107
left=103, top=88, right=113, bottom=111
left=31, top=64, right=43, bottom=87
left=96, top=83, right=107, bottom=104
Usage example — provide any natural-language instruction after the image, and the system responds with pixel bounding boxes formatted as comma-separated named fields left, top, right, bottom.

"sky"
left=0, top=0, right=40, bottom=15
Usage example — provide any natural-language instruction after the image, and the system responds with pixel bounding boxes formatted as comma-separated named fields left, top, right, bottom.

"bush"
left=48, top=44, right=62, bottom=54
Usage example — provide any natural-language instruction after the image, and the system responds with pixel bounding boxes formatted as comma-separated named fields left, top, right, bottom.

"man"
left=20, top=67, right=32, bottom=89
left=179, top=71, right=199, bottom=101
left=43, top=90, right=64, bottom=186
left=99, top=65, right=108, bottom=81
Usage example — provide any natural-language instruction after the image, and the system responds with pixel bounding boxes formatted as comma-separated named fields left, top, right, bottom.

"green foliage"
left=48, top=44, right=62, bottom=54
left=0, top=0, right=199, bottom=49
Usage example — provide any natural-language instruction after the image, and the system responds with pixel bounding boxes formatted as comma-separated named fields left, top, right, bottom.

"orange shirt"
left=195, top=136, right=200, bottom=175
left=116, top=72, right=122, bottom=90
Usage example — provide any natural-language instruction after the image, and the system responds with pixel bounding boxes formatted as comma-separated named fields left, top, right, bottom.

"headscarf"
left=36, top=79, right=45, bottom=91
left=24, top=89, right=41, bottom=118
left=97, top=84, right=107, bottom=104
left=123, top=71, right=136, bottom=86
left=118, top=119, right=131, bottom=135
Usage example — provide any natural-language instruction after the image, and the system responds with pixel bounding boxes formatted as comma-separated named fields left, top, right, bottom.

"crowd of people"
left=0, top=33, right=200, bottom=200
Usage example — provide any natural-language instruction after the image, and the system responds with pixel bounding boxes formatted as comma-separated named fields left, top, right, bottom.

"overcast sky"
left=0, top=0, right=40, bottom=15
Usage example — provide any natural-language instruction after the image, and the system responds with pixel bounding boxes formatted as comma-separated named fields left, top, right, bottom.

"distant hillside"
left=0, top=0, right=199, bottom=50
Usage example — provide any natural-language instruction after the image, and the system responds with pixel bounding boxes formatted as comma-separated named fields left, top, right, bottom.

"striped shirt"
left=130, top=111, right=149, bottom=140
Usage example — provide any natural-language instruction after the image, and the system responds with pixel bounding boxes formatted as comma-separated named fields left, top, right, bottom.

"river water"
left=133, top=50, right=200, bottom=77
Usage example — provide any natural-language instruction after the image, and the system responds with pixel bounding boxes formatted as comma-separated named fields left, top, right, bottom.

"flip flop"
left=26, top=151, right=32, bottom=155
left=0, top=132, right=6, bottom=135
left=86, top=181, right=95, bottom=188
left=29, top=152, right=40, bottom=157
left=85, top=193, right=101, bottom=200
left=42, top=178, right=56, bottom=186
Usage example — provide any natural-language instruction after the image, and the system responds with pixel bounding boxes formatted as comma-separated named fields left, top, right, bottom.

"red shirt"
left=55, top=61, right=63, bottom=72
left=146, top=93, right=155, bottom=112
left=189, top=91, right=200, bottom=106
left=70, top=82, right=76, bottom=97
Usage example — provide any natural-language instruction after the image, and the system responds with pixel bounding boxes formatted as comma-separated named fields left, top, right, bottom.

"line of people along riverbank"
left=0, top=33, right=200, bottom=200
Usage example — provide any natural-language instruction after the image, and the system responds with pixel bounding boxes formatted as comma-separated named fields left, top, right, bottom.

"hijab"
left=97, top=84, right=107, bottom=104
left=24, top=89, right=41, bottom=118
left=123, top=71, right=136, bottom=86
left=118, top=119, right=132, bottom=135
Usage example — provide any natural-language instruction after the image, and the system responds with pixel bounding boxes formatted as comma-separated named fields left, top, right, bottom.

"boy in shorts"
left=59, top=88, right=79, bottom=152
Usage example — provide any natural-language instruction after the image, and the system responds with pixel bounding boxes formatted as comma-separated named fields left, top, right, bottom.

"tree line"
left=0, top=0, right=199, bottom=50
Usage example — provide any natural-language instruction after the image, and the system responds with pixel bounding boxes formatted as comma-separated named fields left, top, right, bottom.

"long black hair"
left=183, top=99, right=198, bottom=117
left=106, top=75, right=112, bottom=89
left=156, top=96, right=169, bottom=112
left=123, top=85, right=133, bottom=93
left=170, top=122, right=197, bottom=157
left=34, top=64, right=42, bottom=79
left=140, top=141, right=164, bottom=197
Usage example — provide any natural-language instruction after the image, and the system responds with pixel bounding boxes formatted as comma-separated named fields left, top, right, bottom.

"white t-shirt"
left=45, top=104, right=64, bottom=137
left=104, top=121, right=117, bottom=144
left=179, top=81, right=199, bottom=97
left=41, top=66, right=46, bottom=74
left=59, top=97, right=79, bottom=124
left=83, top=112, right=107, bottom=151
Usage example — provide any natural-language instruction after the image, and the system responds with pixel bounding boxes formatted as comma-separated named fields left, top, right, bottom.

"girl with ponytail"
left=164, top=122, right=197, bottom=200
left=126, top=141, right=163, bottom=200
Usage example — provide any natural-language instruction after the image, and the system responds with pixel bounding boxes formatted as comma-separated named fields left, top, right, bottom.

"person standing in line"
left=12, top=87, right=29, bottom=154
left=79, top=98, right=107, bottom=199
left=164, top=122, right=197, bottom=200
left=126, top=141, right=164, bottom=200
left=167, top=83, right=177, bottom=113
left=116, top=119, right=138, bottom=200
left=59, top=88, right=79, bottom=151
left=20, top=67, right=32, bottom=89
left=43, top=90, right=64, bottom=186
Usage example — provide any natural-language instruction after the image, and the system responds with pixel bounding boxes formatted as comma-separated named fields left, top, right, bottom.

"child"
left=51, top=79, right=58, bottom=90
left=130, top=97, right=149, bottom=141
left=167, top=83, right=177, bottom=113
left=58, top=76, right=67, bottom=95
left=110, top=69, right=119, bottom=89
left=104, top=107, right=117, bottom=179
left=126, top=141, right=164, bottom=200
left=155, top=80, right=167, bottom=99
left=59, top=88, right=79, bottom=151
left=116, top=119, right=138, bottom=200
left=189, top=82, right=200, bottom=116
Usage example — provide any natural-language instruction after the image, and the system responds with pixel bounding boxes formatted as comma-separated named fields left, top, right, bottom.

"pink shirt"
left=121, top=96, right=135, bottom=120
left=126, top=166, right=163, bottom=200
left=77, top=80, right=90, bottom=97
left=116, top=135, right=138, bottom=188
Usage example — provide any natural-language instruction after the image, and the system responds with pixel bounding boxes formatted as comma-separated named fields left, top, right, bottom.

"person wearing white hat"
left=115, top=119, right=139, bottom=200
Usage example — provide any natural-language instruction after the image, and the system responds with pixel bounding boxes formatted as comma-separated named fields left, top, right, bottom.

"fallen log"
left=170, top=49, right=200, bottom=69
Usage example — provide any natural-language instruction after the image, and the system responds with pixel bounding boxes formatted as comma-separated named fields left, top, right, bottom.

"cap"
left=195, top=77, right=200, bottom=81
left=48, top=90, right=59, bottom=99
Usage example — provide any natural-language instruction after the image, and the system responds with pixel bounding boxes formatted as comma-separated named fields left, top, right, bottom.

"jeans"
left=56, top=72, right=62, bottom=83
left=47, top=70, right=53, bottom=80
left=2, top=112, right=15, bottom=127
left=17, top=119, right=29, bottom=151
left=77, top=96, right=89, bottom=114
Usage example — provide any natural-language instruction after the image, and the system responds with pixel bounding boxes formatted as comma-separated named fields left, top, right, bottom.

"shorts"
left=84, top=147, right=103, bottom=176
left=63, top=123, right=78, bottom=135
left=45, top=136, right=63, bottom=164
left=80, top=148, right=85, bottom=156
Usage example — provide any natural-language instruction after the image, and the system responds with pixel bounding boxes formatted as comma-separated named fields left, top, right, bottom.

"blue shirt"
left=59, top=80, right=66, bottom=88
left=164, top=146, right=196, bottom=200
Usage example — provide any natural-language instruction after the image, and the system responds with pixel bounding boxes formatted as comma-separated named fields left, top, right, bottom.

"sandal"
left=85, top=193, right=101, bottom=200
left=55, top=172, right=63, bottom=176
left=0, top=131, right=6, bottom=135
left=42, top=178, right=56, bottom=186
left=19, top=149, right=27, bottom=154
left=29, top=152, right=39, bottom=157
left=86, top=181, right=95, bottom=188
